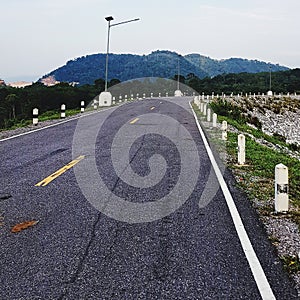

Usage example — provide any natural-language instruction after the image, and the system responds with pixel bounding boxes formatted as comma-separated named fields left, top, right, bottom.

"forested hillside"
left=41, top=50, right=288, bottom=85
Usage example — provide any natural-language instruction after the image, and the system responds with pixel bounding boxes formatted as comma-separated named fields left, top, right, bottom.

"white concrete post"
left=166, top=92, right=168, bottom=97
left=213, top=113, right=217, bottom=128
left=143, top=93, right=146, bottom=99
left=136, top=93, right=139, bottom=100
left=238, top=134, right=246, bottom=165
left=151, top=93, right=153, bottom=98
left=33, top=108, right=38, bottom=125
left=212, top=92, right=214, bottom=100
left=158, top=93, right=161, bottom=97
left=203, top=103, right=207, bottom=116
left=80, top=101, right=85, bottom=113
left=125, top=95, right=128, bottom=102
left=207, top=108, right=211, bottom=122
left=61, top=104, right=66, bottom=118
left=202, top=93, right=205, bottom=101
left=119, top=95, right=122, bottom=103
left=275, top=164, right=289, bottom=212
left=200, top=102, right=204, bottom=113
left=93, top=100, right=97, bottom=110
left=222, top=121, right=227, bottom=140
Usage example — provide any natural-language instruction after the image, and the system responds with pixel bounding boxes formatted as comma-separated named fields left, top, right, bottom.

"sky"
left=1, top=0, right=299, bottom=82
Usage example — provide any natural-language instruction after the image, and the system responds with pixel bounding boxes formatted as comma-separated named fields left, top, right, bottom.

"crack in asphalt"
left=58, top=136, right=147, bottom=299
left=58, top=211, right=102, bottom=300
left=109, top=134, right=146, bottom=196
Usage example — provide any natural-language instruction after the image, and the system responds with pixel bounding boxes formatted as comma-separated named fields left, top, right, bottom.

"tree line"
left=0, top=68, right=299, bottom=130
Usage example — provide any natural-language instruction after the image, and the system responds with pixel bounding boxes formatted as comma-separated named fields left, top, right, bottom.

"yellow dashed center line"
left=130, top=117, right=139, bottom=124
left=150, top=106, right=155, bottom=110
left=35, top=155, right=85, bottom=187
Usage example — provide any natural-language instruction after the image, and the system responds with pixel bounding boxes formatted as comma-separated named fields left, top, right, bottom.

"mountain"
left=41, top=50, right=289, bottom=85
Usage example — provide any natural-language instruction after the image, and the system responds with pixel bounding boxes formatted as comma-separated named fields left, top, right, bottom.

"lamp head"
left=105, top=16, right=114, bottom=22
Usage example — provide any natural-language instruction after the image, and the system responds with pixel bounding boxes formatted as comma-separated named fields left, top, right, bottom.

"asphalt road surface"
left=0, top=97, right=298, bottom=299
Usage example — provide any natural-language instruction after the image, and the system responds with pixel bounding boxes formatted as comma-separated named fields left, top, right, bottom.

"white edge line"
left=0, top=106, right=116, bottom=143
left=189, top=102, right=276, bottom=300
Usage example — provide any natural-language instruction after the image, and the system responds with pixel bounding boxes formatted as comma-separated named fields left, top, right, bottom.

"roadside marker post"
left=238, top=134, right=246, bottom=165
left=203, top=103, right=207, bottom=116
left=213, top=113, right=217, bottom=128
left=221, top=121, right=227, bottom=140
left=200, top=102, right=204, bottom=113
left=207, top=108, right=211, bottom=122
left=33, top=108, right=39, bottom=125
left=93, top=100, right=97, bottom=110
left=61, top=104, right=66, bottom=118
left=80, top=101, right=85, bottom=113
left=275, top=164, right=289, bottom=213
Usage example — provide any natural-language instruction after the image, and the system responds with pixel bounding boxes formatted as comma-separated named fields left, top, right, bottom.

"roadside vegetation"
left=193, top=98, right=300, bottom=274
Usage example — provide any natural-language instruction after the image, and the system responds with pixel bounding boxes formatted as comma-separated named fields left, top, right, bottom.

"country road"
left=0, top=97, right=298, bottom=299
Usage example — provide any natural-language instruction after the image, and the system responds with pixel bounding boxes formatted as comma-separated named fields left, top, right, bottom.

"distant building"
left=8, top=81, right=33, bottom=88
left=40, top=75, right=60, bottom=86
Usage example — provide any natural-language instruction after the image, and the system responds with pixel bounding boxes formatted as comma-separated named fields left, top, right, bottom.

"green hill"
left=41, top=50, right=289, bottom=85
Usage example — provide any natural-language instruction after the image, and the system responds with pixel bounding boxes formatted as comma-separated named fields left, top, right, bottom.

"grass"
left=281, top=255, right=300, bottom=274
left=0, top=97, right=136, bottom=132
left=38, top=108, right=80, bottom=121
left=0, top=108, right=82, bottom=131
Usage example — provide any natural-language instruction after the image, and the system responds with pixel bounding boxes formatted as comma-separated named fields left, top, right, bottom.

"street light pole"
left=174, top=54, right=182, bottom=97
left=104, top=16, right=114, bottom=92
left=104, top=16, right=140, bottom=93
left=269, top=66, right=272, bottom=91
left=177, top=56, right=180, bottom=90
left=267, top=65, right=273, bottom=96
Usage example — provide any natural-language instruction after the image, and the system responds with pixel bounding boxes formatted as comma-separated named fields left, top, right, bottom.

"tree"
left=5, top=94, right=19, bottom=119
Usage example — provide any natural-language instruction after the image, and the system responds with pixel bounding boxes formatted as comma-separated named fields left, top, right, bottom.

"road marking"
left=130, top=117, right=139, bottom=124
left=35, top=155, right=85, bottom=186
left=150, top=106, right=155, bottom=110
left=0, top=106, right=116, bottom=143
left=190, top=103, right=276, bottom=300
